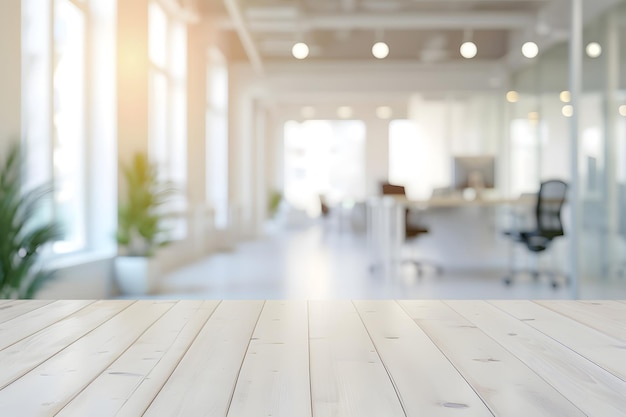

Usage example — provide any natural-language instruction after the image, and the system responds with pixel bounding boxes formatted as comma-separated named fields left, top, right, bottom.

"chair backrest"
left=536, top=180, right=568, bottom=237
left=381, top=183, right=406, bottom=196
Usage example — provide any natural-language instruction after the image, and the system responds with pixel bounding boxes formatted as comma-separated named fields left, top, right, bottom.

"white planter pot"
left=114, top=256, right=159, bottom=296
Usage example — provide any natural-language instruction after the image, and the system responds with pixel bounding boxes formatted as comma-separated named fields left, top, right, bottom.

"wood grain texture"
left=227, top=301, right=312, bottom=417
left=536, top=300, right=626, bottom=341
left=0, top=300, right=134, bottom=390
left=0, top=300, right=93, bottom=351
left=353, top=300, right=493, bottom=417
left=0, top=300, right=54, bottom=324
left=399, top=300, right=587, bottom=417
left=490, top=300, right=626, bottom=383
left=308, top=300, right=406, bottom=417
left=0, top=300, right=624, bottom=417
left=448, top=300, right=626, bottom=417
left=0, top=300, right=172, bottom=416
left=142, top=300, right=265, bottom=417
left=57, top=300, right=220, bottom=417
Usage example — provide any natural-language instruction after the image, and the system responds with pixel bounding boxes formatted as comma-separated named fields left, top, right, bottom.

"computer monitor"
left=452, top=156, right=495, bottom=189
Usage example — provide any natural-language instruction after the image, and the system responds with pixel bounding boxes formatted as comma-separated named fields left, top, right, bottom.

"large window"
left=149, top=1, right=188, bottom=237
left=22, top=0, right=116, bottom=256
left=52, top=0, right=87, bottom=253
left=206, top=47, right=229, bottom=229
left=284, top=120, right=366, bottom=216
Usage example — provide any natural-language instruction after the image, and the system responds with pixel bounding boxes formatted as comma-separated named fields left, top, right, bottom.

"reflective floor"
left=156, top=222, right=626, bottom=300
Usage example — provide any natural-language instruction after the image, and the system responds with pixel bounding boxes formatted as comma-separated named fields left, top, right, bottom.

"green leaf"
left=0, top=141, right=60, bottom=299
left=116, top=152, right=177, bottom=256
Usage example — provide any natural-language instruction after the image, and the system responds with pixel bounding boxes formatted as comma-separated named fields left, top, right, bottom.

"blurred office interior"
left=2, top=0, right=626, bottom=299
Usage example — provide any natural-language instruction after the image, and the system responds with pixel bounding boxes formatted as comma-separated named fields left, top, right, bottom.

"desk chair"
left=503, top=179, right=568, bottom=288
left=375, top=183, right=437, bottom=277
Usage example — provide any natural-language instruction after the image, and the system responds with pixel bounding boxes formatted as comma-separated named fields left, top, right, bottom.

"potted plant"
left=115, top=153, right=174, bottom=295
left=0, top=143, right=62, bottom=299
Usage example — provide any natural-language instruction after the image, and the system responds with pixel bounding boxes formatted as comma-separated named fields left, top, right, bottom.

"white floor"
left=154, top=222, right=626, bottom=300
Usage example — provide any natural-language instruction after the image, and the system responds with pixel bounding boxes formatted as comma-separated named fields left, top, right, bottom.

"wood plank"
left=227, top=301, right=311, bottom=417
left=490, top=300, right=626, bottom=383
left=142, top=300, right=265, bottom=417
left=536, top=300, right=626, bottom=341
left=448, top=300, right=626, bottom=417
left=0, top=300, right=134, bottom=389
left=308, top=300, right=405, bottom=417
left=56, top=300, right=220, bottom=417
left=0, top=300, right=54, bottom=324
left=399, top=300, right=586, bottom=417
left=353, top=300, right=493, bottom=417
left=0, top=300, right=174, bottom=416
left=0, top=300, right=94, bottom=351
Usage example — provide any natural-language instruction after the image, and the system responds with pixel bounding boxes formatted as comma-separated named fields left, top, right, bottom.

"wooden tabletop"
left=0, top=300, right=625, bottom=416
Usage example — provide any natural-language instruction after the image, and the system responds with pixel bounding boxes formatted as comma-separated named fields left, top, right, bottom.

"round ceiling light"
left=619, top=105, right=626, bottom=117
left=559, top=90, right=571, bottom=103
left=586, top=42, right=602, bottom=58
left=459, top=41, right=477, bottom=59
left=292, top=42, right=309, bottom=59
left=505, top=91, right=519, bottom=103
left=337, top=106, right=353, bottom=119
left=372, top=41, right=389, bottom=59
left=521, top=41, right=539, bottom=58
left=376, top=106, right=393, bottom=119
left=562, top=105, right=574, bottom=118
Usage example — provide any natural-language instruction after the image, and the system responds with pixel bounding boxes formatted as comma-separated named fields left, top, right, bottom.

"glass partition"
left=510, top=0, right=626, bottom=298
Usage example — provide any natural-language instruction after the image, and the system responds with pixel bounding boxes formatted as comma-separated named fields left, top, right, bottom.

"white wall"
left=365, top=119, right=390, bottom=197
left=0, top=1, right=21, bottom=148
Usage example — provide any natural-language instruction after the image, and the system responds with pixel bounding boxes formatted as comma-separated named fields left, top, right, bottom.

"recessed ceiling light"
left=337, top=106, right=353, bottom=119
left=619, top=105, right=626, bottom=117
left=522, top=42, right=539, bottom=58
left=459, top=41, right=477, bottom=59
left=372, top=42, right=389, bottom=59
left=562, top=105, right=574, bottom=118
left=376, top=106, right=393, bottom=119
left=292, top=42, right=309, bottom=59
left=528, top=111, right=540, bottom=122
left=559, top=91, right=571, bottom=103
left=586, top=42, right=602, bottom=58
left=506, top=91, right=519, bottom=103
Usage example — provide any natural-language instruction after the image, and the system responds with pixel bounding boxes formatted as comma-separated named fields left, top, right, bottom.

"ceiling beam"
left=222, top=0, right=264, bottom=75
left=216, top=11, right=536, bottom=32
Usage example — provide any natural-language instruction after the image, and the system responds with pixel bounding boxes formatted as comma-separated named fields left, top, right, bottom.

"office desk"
left=391, top=193, right=536, bottom=208
left=1, top=299, right=625, bottom=416
left=368, top=195, right=537, bottom=269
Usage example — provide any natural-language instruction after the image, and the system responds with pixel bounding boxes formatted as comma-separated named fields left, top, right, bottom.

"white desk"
left=367, top=194, right=536, bottom=270
left=390, top=193, right=536, bottom=208
left=0, top=299, right=625, bottom=416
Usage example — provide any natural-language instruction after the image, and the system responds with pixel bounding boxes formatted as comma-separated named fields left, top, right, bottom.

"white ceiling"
left=204, top=0, right=622, bottom=70
left=199, top=0, right=624, bottom=112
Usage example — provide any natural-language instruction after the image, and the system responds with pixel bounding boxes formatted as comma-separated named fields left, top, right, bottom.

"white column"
left=116, top=0, right=150, bottom=172
left=365, top=119, right=390, bottom=196
left=568, top=0, right=583, bottom=298
left=254, top=103, right=267, bottom=235
left=0, top=0, right=21, bottom=151
left=186, top=21, right=210, bottom=254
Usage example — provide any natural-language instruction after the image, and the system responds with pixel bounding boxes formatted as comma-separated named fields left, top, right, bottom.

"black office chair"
left=377, top=182, right=436, bottom=277
left=503, top=179, right=568, bottom=288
